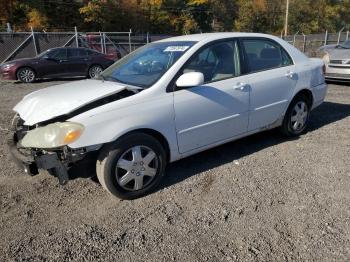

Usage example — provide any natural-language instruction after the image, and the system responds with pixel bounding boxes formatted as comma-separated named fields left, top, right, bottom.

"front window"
left=181, top=40, right=241, bottom=83
left=38, top=49, right=67, bottom=60
left=99, top=41, right=196, bottom=88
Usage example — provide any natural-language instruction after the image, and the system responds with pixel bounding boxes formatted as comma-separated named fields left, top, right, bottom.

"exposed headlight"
left=21, top=122, right=84, bottom=149
left=2, top=63, right=15, bottom=70
left=322, top=52, right=330, bottom=64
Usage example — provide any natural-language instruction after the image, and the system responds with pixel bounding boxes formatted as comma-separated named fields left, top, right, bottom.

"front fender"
left=67, top=92, right=180, bottom=162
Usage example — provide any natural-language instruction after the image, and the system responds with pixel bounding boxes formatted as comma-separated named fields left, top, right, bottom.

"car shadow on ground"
left=67, top=101, right=350, bottom=191
left=160, top=101, right=350, bottom=191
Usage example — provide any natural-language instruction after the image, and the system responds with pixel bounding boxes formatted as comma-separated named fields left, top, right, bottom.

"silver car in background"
left=319, top=39, right=350, bottom=81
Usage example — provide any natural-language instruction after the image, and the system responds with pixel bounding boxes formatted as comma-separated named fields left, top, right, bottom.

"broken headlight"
left=21, top=122, right=84, bottom=149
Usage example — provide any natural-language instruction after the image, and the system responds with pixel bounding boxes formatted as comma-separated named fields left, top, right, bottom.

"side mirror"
left=176, top=72, right=204, bottom=88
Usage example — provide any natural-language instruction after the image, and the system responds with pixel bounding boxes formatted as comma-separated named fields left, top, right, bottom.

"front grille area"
left=325, top=73, right=350, bottom=79
left=329, top=60, right=350, bottom=65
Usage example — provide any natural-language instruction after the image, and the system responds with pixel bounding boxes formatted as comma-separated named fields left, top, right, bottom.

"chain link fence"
left=3, top=27, right=348, bottom=63
left=0, top=27, right=171, bottom=64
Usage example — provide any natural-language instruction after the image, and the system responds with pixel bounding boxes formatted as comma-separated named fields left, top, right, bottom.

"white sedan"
left=10, top=33, right=327, bottom=199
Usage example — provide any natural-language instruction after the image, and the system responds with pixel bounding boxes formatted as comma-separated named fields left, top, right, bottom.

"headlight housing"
left=322, top=52, right=330, bottom=64
left=2, top=63, right=15, bottom=70
left=315, top=48, right=330, bottom=64
left=21, top=122, right=84, bottom=149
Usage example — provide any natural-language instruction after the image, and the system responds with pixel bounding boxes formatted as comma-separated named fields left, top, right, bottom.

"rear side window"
left=182, top=40, right=241, bottom=83
left=87, top=49, right=100, bottom=56
left=242, top=39, right=293, bottom=73
left=68, top=49, right=87, bottom=58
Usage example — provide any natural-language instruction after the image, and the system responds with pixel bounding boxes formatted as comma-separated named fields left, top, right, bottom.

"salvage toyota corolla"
left=9, top=33, right=327, bottom=199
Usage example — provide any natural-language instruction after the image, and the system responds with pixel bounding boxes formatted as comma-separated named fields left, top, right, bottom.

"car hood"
left=14, top=79, right=128, bottom=125
left=3, top=57, right=39, bottom=65
left=327, top=48, right=350, bottom=60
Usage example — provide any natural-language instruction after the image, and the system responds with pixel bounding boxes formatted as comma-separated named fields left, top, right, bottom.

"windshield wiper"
left=102, top=75, right=144, bottom=92
left=104, top=75, right=145, bottom=90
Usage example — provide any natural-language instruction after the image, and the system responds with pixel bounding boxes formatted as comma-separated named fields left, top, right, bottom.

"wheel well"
left=89, top=64, right=103, bottom=70
left=294, top=89, right=313, bottom=108
left=119, top=129, right=171, bottom=163
left=16, top=66, right=36, bottom=80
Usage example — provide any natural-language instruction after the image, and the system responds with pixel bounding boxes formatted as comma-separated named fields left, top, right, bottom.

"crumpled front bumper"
left=8, top=137, right=70, bottom=185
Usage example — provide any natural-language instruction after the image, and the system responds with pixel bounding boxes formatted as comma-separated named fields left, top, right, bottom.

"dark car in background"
left=0, top=47, right=115, bottom=83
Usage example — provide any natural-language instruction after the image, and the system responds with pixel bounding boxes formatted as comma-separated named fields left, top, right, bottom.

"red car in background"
left=0, top=47, right=115, bottom=83
left=85, top=34, right=122, bottom=61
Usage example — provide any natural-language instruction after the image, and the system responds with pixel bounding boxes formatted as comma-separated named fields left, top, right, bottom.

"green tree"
left=234, top=0, right=284, bottom=34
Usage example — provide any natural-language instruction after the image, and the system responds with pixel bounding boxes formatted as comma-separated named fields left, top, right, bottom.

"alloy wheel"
left=290, top=101, right=308, bottom=131
left=89, top=65, right=103, bottom=78
left=18, top=68, right=35, bottom=83
left=115, top=145, right=159, bottom=191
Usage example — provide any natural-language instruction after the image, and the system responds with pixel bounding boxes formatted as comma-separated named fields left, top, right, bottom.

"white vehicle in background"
left=9, top=33, right=327, bottom=199
left=319, top=39, right=350, bottom=81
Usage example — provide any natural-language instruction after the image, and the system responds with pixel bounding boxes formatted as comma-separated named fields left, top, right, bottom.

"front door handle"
left=234, top=82, right=248, bottom=91
left=285, top=71, right=295, bottom=79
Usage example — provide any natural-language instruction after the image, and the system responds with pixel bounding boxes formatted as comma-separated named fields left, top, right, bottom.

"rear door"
left=240, top=38, right=297, bottom=131
left=67, top=48, right=89, bottom=76
left=173, top=39, right=250, bottom=153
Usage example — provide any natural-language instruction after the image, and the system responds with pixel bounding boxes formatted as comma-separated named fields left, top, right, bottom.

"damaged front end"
left=8, top=80, right=140, bottom=185
left=8, top=115, right=99, bottom=185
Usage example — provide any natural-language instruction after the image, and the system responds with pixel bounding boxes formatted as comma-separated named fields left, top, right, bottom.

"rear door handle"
left=234, top=82, right=249, bottom=91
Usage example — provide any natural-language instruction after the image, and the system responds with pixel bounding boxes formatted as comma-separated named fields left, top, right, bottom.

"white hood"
left=14, top=79, right=127, bottom=125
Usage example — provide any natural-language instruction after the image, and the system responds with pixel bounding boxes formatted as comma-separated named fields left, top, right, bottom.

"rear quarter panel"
left=293, top=58, right=327, bottom=108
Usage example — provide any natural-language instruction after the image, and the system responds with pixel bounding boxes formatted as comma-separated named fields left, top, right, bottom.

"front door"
left=173, top=40, right=250, bottom=153
left=38, top=48, right=69, bottom=78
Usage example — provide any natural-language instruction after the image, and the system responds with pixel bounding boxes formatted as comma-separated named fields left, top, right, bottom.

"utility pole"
left=284, top=0, right=289, bottom=37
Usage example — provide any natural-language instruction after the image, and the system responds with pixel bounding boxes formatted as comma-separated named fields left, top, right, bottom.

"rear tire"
left=96, top=133, right=166, bottom=200
left=280, top=94, right=311, bottom=137
left=17, top=67, right=36, bottom=83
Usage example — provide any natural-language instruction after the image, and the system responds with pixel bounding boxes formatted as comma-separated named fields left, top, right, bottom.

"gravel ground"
left=0, top=79, right=349, bottom=261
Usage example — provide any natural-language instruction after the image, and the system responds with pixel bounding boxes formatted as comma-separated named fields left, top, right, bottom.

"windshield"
left=37, top=49, right=50, bottom=57
left=339, top=39, right=350, bottom=48
left=99, top=41, right=196, bottom=88
left=37, top=49, right=63, bottom=58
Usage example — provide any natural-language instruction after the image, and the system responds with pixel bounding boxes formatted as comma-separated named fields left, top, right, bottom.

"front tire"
left=88, top=65, right=103, bottom=78
left=17, top=67, right=36, bottom=83
left=96, top=133, right=166, bottom=200
left=280, top=94, right=311, bottom=137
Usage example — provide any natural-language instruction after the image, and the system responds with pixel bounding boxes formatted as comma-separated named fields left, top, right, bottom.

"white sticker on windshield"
left=164, top=46, right=190, bottom=52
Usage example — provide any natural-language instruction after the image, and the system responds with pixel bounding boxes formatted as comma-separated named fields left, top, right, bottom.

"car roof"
left=47, top=47, right=90, bottom=50
left=155, top=32, right=277, bottom=43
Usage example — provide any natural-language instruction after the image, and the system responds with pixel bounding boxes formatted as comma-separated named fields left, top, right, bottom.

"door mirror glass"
left=176, top=72, right=204, bottom=87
